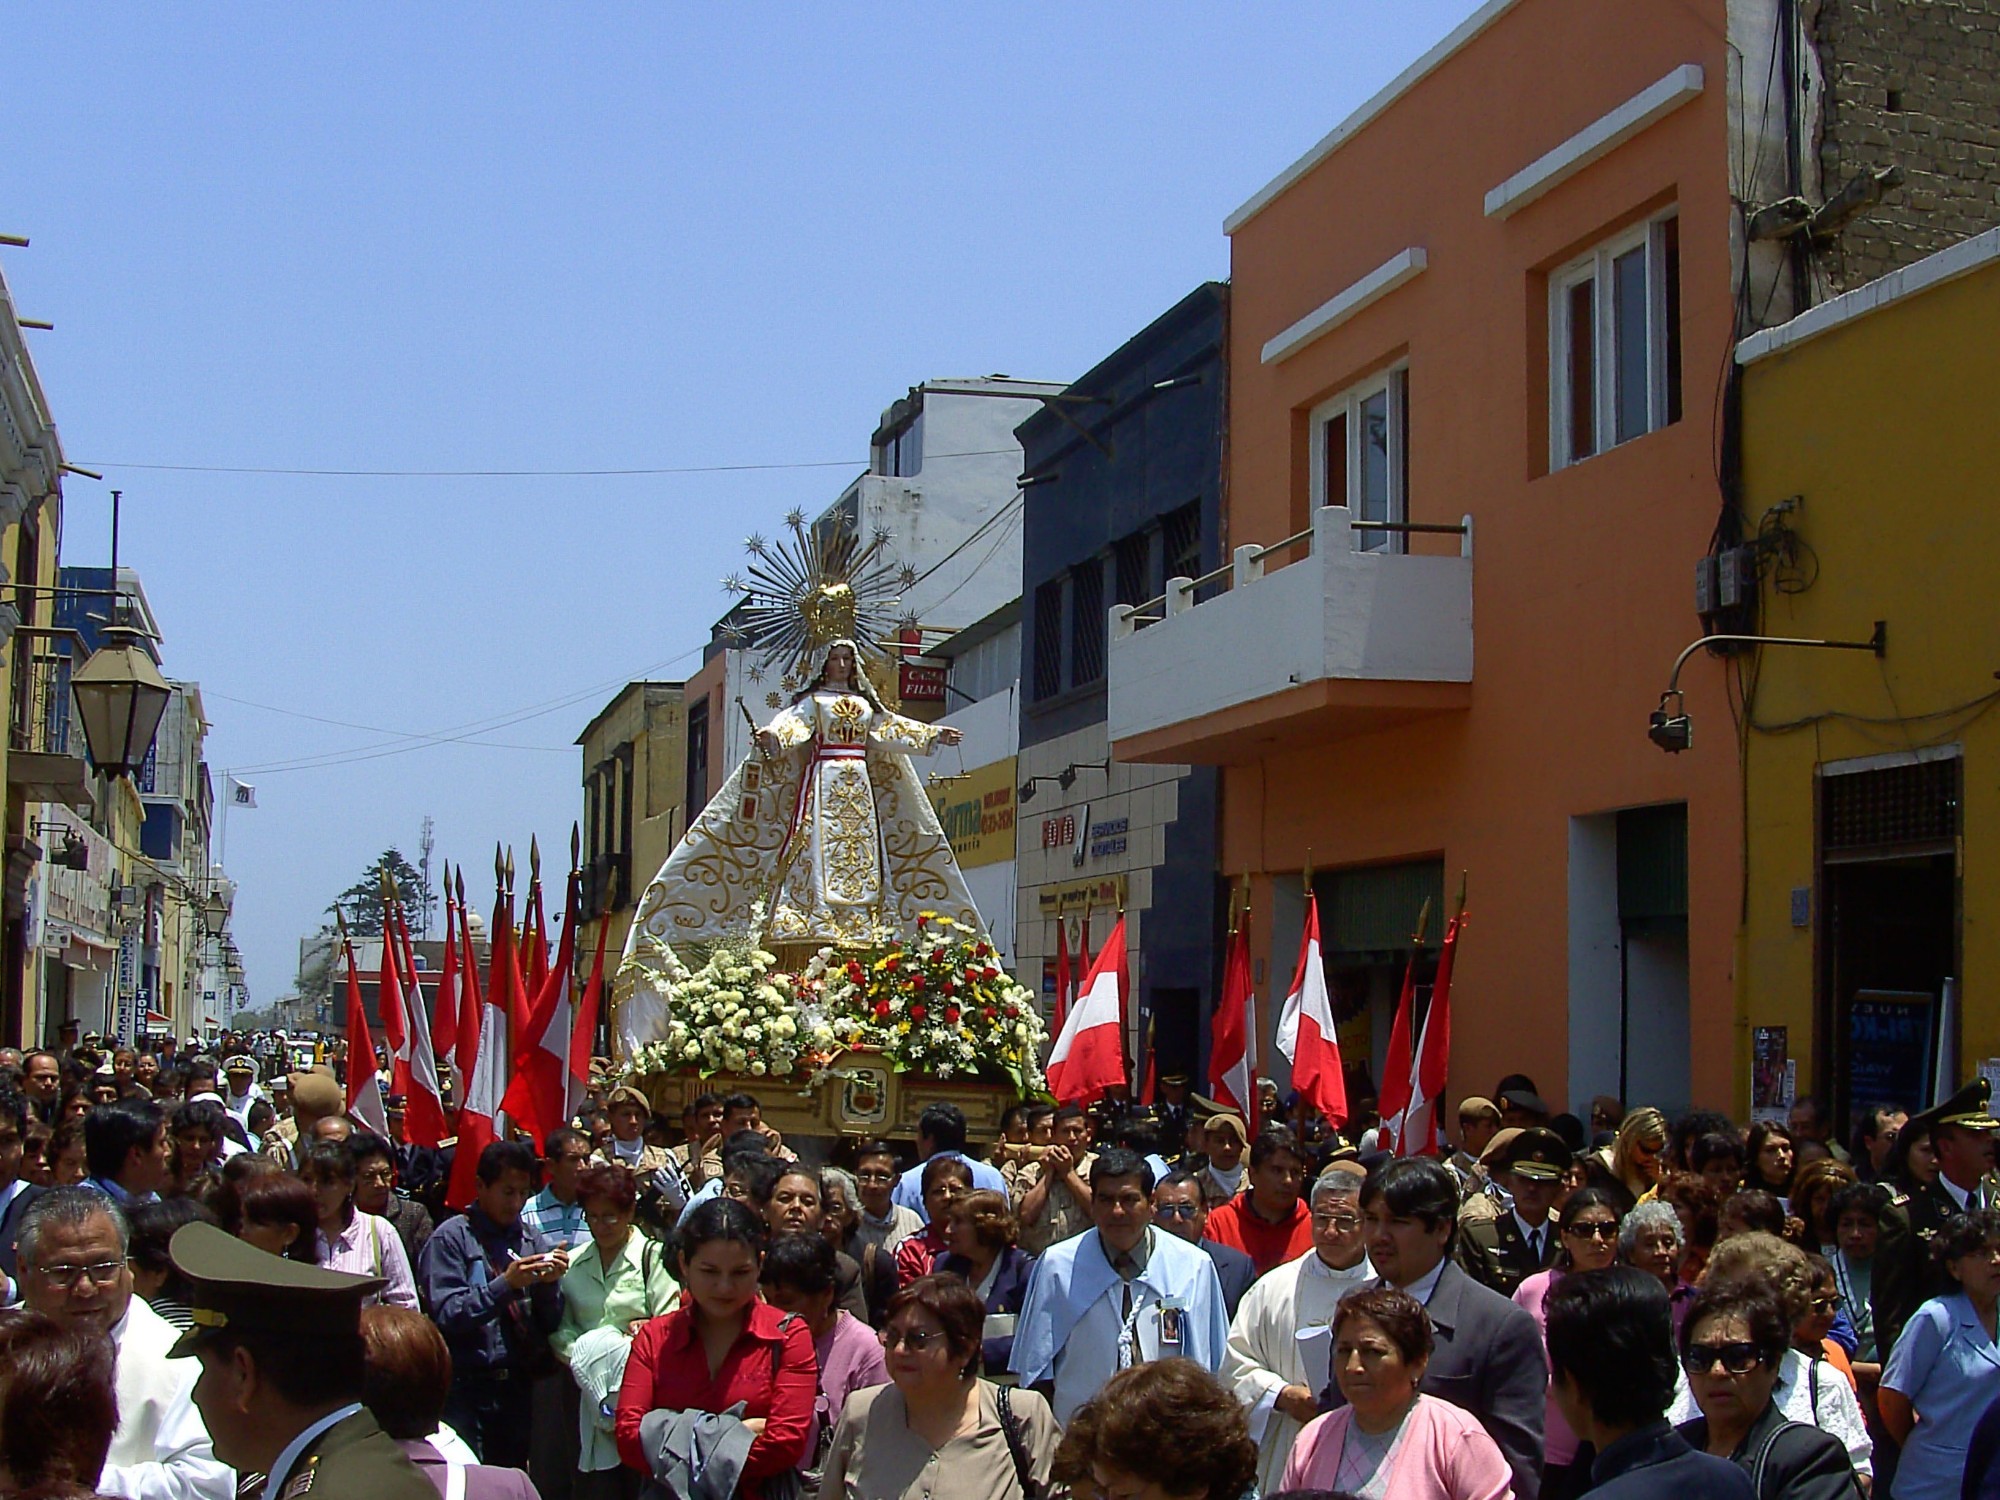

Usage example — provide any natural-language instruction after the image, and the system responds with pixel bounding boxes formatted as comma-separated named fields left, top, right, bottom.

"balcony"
left=1107, top=504, right=1473, bottom=764
left=7, top=628, right=92, bottom=810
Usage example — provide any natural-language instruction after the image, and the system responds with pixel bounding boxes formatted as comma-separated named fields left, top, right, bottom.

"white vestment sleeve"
left=98, top=1378, right=235, bottom=1500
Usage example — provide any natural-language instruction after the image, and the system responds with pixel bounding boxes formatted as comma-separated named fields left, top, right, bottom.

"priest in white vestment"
left=1223, top=1167, right=1374, bottom=1497
left=17, top=1187, right=234, bottom=1500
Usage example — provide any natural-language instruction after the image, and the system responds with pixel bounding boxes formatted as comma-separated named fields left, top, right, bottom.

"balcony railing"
left=7, top=628, right=91, bottom=809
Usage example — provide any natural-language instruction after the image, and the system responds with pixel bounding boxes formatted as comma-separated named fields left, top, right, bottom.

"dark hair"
left=1360, top=1158, right=1458, bottom=1237
left=919, top=1153, right=974, bottom=1196
left=476, top=1139, right=538, bottom=1185
left=1090, top=1146, right=1154, bottom=1196
left=917, top=1102, right=969, bottom=1154
left=225, top=1171, right=321, bottom=1263
left=1670, top=1109, right=1738, bottom=1171
left=347, top=1129, right=395, bottom=1171
left=1722, top=1190, right=1787, bottom=1238
left=884, top=1272, right=986, bottom=1378
left=946, top=1188, right=1018, bottom=1250
left=128, top=1196, right=218, bottom=1291
left=1155, top=1168, right=1204, bottom=1196
left=1554, top=1188, right=1625, bottom=1268
left=720, top=1092, right=761, bottom=1117
left=1938, top=1207, right=2000, bottom=1278
left=576, top=1163, right=638, bottom=1215
left=210, top=1324, right=365, bottom=1409
left=545, top=1125, right=589, bottom=1161
left=1545, top=1266, right=1678, bottom=1427
left=1025, top=1104, right=1056, bottom=1128
left=1680, top=1275, right=1791, bottom=1368
left=1654, top=1172, right=1722, bottom=1250
left=677, top=1196, right=767, bottom=1264
left=731, top=1154, right=785, bottom=1207
left=1827, top=1181, right=1891, bottom=1230
left=1690, top=1132, right=1745, bottom=1174
left=1333, top=1285, right=1435, bottom=1364
left=999, top=1104, right=1028, bottom=1135
left=760, top=1230, right=838, bottom=1296
left=358, top=1304, right=452, bottom=1439
left=1053, top=1359, right=1258, bottom=1500
left=185, top=1056, right=219, bottom=1086
left=301, top=1138, right=357, bottom=1186
left=853, top=1139, right=899, bottom=1170
left=1743, top=1122, right=1797, bottom=1193
left=0, top=1086, right=27, bottom=1136
left=721, top=1130, right=771, bottom=1170
left=83, top=1097, right=164, bottom=1181
left=1053, top=1102, right=1087, bottom=1125
left=0, top=1311, right=119, bottom=1497
left=1250, top=1125, right=1307, bottom=1170
left=246, top=1098, right=277, bottom=1134
left=688, top=1091, right=722, bottom=1114
left=169, top=1097, right=226, bottom=1141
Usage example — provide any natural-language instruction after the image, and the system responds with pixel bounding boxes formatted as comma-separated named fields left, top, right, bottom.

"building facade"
left=577, top=680, right=689, bottom=988
left=1736, top=227, right=2000, bottom=1123
left=1016, top=283, right=1227, bottom=1081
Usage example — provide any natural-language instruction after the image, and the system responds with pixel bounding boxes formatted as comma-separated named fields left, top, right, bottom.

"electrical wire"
left=204, top=691, right=572, bottom=749
left=72, top=449, right=1016, bottom=480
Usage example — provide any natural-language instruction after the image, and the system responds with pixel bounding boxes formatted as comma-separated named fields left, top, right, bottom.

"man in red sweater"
left=1204, top=1125, right=1312, bottom=1275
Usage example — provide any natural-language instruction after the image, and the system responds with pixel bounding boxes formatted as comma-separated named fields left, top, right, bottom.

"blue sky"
left=4, top=4, right=1484, bottom=1006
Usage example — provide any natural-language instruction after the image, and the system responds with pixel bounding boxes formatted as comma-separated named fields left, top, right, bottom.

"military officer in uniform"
left=1887, top=1077, right=1998, bottom=1311
left=167, top=1221, right=435, bottom=1500
left=1460, top=1127, right=1568, bottom=1296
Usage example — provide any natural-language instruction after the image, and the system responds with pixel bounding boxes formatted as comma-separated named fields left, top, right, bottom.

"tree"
left=328, top=848, right=431, bottom=936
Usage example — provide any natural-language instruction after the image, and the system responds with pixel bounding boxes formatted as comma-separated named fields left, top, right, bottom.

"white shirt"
left=1669, top=1347, right=1872, bottom=1477
left=1385, top=1255, right=1449, bottom=1307
left=261, top=1403, right=363, bottom=1500
left=1511, top=1209, right=1551, bottom=1261
left=1940, top=1173, right=1982, bottom=1211
left=100, top=1297, right=235, bottom=1500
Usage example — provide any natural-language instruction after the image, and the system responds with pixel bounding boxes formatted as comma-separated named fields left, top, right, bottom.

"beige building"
left=577, top=681, right=689, bottom=1007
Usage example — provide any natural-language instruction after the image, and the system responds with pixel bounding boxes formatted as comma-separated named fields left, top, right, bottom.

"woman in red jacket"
left=615, top=1198, right=817, bottom=1490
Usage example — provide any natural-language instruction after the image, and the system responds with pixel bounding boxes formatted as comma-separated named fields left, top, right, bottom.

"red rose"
left=945, top=1007, right=961, bottom=1024
left=911, top=1004, right=928, bottom=1022
left=982, top=966, right=999, bottom=981
left=885, top=956, right=899, bottom=971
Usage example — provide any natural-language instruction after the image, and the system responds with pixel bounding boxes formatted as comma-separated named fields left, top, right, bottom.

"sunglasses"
left=1154, top=1203, right=1200, bottom=1221
left=1562, top=1221, right=1619, bottom=1241
left=1682, top=1341, right=1765, bottom=1376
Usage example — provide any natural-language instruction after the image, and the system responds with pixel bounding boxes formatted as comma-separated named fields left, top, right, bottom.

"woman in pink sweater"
left=1280, top=1286, right=1514, bottom=1500
left=1511, top=1188, right=1624, bottom=1500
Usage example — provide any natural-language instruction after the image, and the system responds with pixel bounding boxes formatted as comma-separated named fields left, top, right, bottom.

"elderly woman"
left=760, top=1232, right=888, bottom=1487
left=359, top=1305, right=542, bottom=1500
left=820, top=1164, right=897, bottom=1326
left=300, top=1138, right=418, bottom=1308
left=1057, top=1359, right=1259, bottom=1500
left=936, top=1189, right=1033, bottom=1375
left=894, top=1156, right=972, bottom=1287
left=1280, top=1285, right=1513, bottom=1500
left=1619, top=1198, right=1692, bottom=1335
left=1515, top=1187, right=1624, bottom=1500
left=822, top=1274, right=1059, bottom=1500
left=1675, top=1276, right=1860, bottom=1500
left=1880, top=1206, right=2000, bottom=1500
left=554, top=1163, right=679, bottom=1500
left=0, top=1311, right=120, bottom=1500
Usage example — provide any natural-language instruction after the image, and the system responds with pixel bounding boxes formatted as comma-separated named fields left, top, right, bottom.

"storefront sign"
left=927, top=756, right=1017, bottom=869
left=1035, top=874, right=1127, bottom=917
left=899, top=661, right=948, bottom=703
left=1041, top=815, right=1076, bottom=849
left=1089, top=816, right=1129, bottom=860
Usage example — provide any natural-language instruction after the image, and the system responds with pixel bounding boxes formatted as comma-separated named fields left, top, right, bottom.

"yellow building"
left=1737, top=227, right=2000, bottom=1123
left=576, top=681, right=689, bottom=1012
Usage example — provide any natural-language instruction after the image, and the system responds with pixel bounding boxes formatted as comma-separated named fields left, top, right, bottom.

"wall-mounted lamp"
left=1650, top=622, right=1886, bottom=753
left=1057, top=759, right=1110, bottom=792
left=32, top=821, right=89, bottom=871
left=1018, top=774, right=1064, bottom=805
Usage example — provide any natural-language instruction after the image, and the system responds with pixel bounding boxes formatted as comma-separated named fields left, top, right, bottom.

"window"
left=1309, top=368, right=1409, bottom=552
left=1070, top=562, right=1105, bottom=686
left=685, top=698, right=710, bottom=814
left=1114, top=532, right=1153, bottom=608
left=875, top=411, right=924, bottom=477
left=1551, top=213, right=1681, bottom=469
left=1163, top=502, right=1202, bottom=583
left=1032, top=581, right=1064, bottom=701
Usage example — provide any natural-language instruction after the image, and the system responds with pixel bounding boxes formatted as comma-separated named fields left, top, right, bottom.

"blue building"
left=1012, top=283, right=1226, bottom=1083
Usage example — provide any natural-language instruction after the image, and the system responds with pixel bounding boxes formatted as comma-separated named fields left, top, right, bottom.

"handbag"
left=993, top=1385, right=1048, bottom=1500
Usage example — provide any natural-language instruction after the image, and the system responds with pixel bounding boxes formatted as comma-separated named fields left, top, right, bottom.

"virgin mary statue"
left=622, top=637, right=984, bottom=965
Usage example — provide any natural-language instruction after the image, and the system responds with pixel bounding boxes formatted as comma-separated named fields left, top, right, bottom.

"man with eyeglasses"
left=1222, top=1163, right=1375, bottom=1497
left=850, top=1140, right=922, bottom=1262
left=350, top=1130, right=434, bottom=1266
left=1009, top=1146, right=1229, bottom=1421
left=17, top=1186, right=234, bottom=1500
left=1152, top=1169, right=1254, bottom=1315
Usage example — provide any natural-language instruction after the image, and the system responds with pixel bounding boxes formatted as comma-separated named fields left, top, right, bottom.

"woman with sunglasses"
left=1879, top=1206, right=2000, bottom=1500
left=1675, top=1276, right=1861, bottom=1500
left=821, top=1273, right=1059, bottom=1500
left=1511, top=1187, right=1624, bottom=1500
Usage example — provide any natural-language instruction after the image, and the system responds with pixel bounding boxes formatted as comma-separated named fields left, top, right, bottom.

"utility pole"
left=418, top=815, right=436, bottom=938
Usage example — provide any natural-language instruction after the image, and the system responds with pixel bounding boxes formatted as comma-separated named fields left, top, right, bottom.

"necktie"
left=1114, top=1253, right=1135, bottom=1318
left=1528, top=1228, right=1542, bottom=1260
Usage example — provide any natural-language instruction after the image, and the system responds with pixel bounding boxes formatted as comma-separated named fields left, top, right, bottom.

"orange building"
left=1111, top=0, right=1807, bottom=1116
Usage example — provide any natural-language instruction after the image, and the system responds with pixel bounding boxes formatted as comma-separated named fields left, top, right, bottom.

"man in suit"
left=1459, top=1127, right=1567, bottom=1296
left=170, top=1220, right=435, bottom=1500
left=1152, top=1169, right=1256, bottom=1316
left=1322, top=1157, right=1547, bottom=1500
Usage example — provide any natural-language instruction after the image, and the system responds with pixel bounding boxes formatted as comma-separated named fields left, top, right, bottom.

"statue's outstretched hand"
left=937, top=727, right=963, bottom=747
left=756, top=730, right=780, bottom=758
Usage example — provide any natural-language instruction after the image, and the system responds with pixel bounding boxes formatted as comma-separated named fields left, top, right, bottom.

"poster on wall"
left=1847, top=991, right=1937, bottom=1117
left=1752, top=1025, right=1792, bottom=1123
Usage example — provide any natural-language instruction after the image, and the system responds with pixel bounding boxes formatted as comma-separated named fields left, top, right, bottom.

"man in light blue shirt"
left=892, top=1102, right=1008, bottom=1218
left=519, top=1126, right=592, bottom=1250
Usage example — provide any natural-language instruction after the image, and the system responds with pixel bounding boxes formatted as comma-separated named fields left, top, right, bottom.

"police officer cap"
left=1498, top=1126, right=1571, bottom=1181
left=1907, top=1076, right=2000, bottom=1140
left=164, top=1221, right=383, bottom=1361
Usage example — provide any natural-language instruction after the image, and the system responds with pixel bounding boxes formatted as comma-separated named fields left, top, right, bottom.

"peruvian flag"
left=1046, top=915, right=1128, bottom=1103
left=569, top=912, right=609, bottom=1120
left=397, top=904, right=449, bottom=1148
left=1275, top=894, right=1348, bottom=1128
left=454, top=878, right=485, bottom=1089
left=523, top=873, right=551, bottom=1012
left=341, top=929, right=390, bottom=1137
left=1378, top=907, right=1463, bottom=1156
left=431, top=869, right=458, bottom=1071
left=502, top=867, right=580, bottom=1150
left=379, top=920, right=414, bottom=1101
left=1210, top=919, right=1258, bottom=1124
left=446, top=882, right=511, bottom=1210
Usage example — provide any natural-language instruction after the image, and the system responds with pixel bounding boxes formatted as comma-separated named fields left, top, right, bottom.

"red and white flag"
left=379, top=921, right=413, bottom=1102
left=502, top=868, right=580, bottom=1150
left=1211, top=919, right=1258, bottom=1123
left=1275, top=894, right=1347, bottom=1128
left=341, top=930, right=390, bottom=1137
left=1046, top=915, right=1128, bottom=1104
left=431, top=869, right=459, bottom=1072
left=397, top=904, right=449, bottom=1148
left=446, top=883, right=512, bottom=1210
left=569, top=912, right=609, bottom=1122
left=1377, top=945, right=1420, bottom=1154
left=1378, top=908, right=1464, bottom=1155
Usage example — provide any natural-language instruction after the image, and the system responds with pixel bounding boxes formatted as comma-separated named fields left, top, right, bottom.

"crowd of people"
left=0, top=1032, right=1998, bottom=1500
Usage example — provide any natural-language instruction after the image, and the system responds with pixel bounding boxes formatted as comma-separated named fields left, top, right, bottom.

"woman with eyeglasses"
left=554, top=1164, right=679, bottom=1500
left=895, top=1156, right=973, bottom=1288
left=1510, top=1187, right=1623, bottom=1500
left=614, top=1198, right=815, bottom=1491
left=935, top=1190, right=1032, bottom=1376
left=1795, top=1255, right=1858, bottom=1393
left=1675, top=1275, right=1862, bottom=1500
left=821, top=1273, right=1059, bottom=1500
left=1878, top=1206, right=2000, bottom=1500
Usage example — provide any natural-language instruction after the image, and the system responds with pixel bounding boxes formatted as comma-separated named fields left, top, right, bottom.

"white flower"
left=750, top=1060, right=768, bottom=1076
left=682, top=1041, right=701, bottom=1061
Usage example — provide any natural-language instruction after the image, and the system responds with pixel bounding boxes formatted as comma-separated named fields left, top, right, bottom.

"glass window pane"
left=1613, top=245, right=1649, bottom=444
left=1566, top=277, right=1595, bottom=462
left=1358, top=388, right=1390, bottom=549
left=1663, top=217, right=1682, bottom=425
left=1323, top=411, right=1348, bottom=509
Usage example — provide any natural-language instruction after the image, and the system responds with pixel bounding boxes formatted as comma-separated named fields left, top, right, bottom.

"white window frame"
left=1550, top=212, right=1678, bottom=471
left=1308, top=364, right=1408, bottom=553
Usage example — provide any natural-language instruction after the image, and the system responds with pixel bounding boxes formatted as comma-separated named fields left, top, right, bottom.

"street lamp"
left=69, top=623, right=171, bottom=777
left=1649, top=622, right=1886, bottom=752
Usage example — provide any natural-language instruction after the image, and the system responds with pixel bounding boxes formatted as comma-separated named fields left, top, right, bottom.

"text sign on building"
left=1089, top=816, right=1129, bottom=860
left=927, top=756, right=1018, bottom=870
left=1041, top=815, right=1076, bottom=848
left=899, top=661, right=948, bottom=703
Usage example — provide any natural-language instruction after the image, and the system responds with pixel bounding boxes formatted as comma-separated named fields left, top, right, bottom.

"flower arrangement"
left=625, top=929, right=840, bottom=1081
